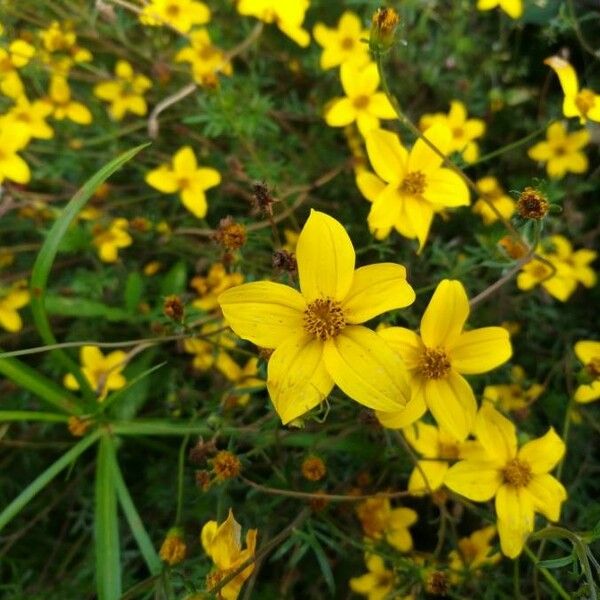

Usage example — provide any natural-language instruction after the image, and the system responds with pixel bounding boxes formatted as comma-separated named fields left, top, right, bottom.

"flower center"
left=419, top=347, right=451, bottom=380
left=165, top=2, right=180, bottom=17
left=502, top=458, right=532, bottom=488
left=340, top=36, right=355, bottom=50
left=575, top=89, right=595, bottom=116
left=452, top=126, right=465, bottom=139
left=587, top=357, right=600, bottom=379
left=177, top=177, right=191, bottom=190
left=353, top=95, right=370, bottom=110
left=303, top=298, right=346, bottom=341
left=530, top=261, right=551, bottom=280
left=401, top=170, right=426, bottom=195
left=554, top=145, right=567, bottom=156
left=438, top=441, right=460, bottom=460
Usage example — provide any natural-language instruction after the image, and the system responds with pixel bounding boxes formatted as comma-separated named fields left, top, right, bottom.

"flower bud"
left=370, top=7, right=400, bottom=55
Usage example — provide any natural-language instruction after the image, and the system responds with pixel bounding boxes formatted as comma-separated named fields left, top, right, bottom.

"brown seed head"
left=426, top=570, right=449, bottom=596
left=163, top=295, right=184, bottom=322
left=302, top=456, right=327, bottom=481
left=309, top=491, right=329, bottom=512
left=212, top=450, right=241, bottom=481
left=159, top=529, right=187, bottom=566
left=129, top=216, right=152, bottom=232
left=251, top=182, right=276, bottom=216
left=272, top=249, right=297, bottom=274
left=213, top=216, right=247, bottom=251
left=188, top=439, right=217, bottom=465
left=195, top=469, right=212, bottom=491
left=517, top=187, right=549, bottom=220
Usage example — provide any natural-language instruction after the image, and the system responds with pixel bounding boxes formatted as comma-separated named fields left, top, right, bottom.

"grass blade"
left=0, top=411, right=69, bottom=423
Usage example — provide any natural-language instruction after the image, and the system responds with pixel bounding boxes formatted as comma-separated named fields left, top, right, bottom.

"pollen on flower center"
left=401, top=170, right=427, bottom=195
left=340, top=37, right=354, bottom=50
left=165, top=3, right=180, bottom=17
left=353, top=95, right=370, bottom=110
left=303, top=298, right=346, bottom=341
left=419, top=347, right=451, bottom=380
left=177, top=177, right=191, bottom=189
left=452, top=127, right=465, bottom=138
left=438, top=442, right=460, bottom=460
left=575, top=89, right=595, bottom=115
left=587, top=357, right=600, bottom=379
left=502, top=458, right=532, bottom=488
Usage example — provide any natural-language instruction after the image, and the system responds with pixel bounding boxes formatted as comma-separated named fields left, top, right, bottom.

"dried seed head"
left=426, top=571, right=449, bottom=596
left=301, top=456, right=327, bottom=482
left=251, top=182, right=276, bottom=216
left=213, top=216, right=247, bottom=251
left=163, top=295, right=184, bottom=322
left=188, top=439, right=217, bottom=465
left=499, top=235, right=529, bottom=260
left=272, top=249, right=297, bottom=274
left=159, top=528, right=187, bottom=566
left=517, top=187, right=549, bottom=220
left=211, top=451, right=241, bottom=481
left=68, top=416, right=91, bottom=437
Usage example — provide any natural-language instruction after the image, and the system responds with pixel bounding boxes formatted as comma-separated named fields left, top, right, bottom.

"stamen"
left=419, top=347, right=451, bottom=380
left=304, top=298, right=346, bottom=341
left=401, top=171, right=427, bottom=195
left=502, top=458, right=532, bottom=488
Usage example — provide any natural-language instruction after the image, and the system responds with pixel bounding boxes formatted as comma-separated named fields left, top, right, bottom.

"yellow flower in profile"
left=446, top=403, right=567, bottom=558
left=476, top=0, right=522, bottom=19
left=191, top=263, right=243, bottom=312
left=313, top=11, right=370, bottom=70
left=0, top=122, right=30, bottom=184
left=419, top=101, right=486, bottom=163
left=39, top=21, right=92, bottom=75
left=216, top=354, right=265, bottom=406
left=364, top=125, right=470, bottom=250
left=218, top=210, right=415, bottom=424
left=325, top=62, right=396, bottom=137
left=139, top=0, right=210, bottom=32
left=574, top=341, right=600, bottom=403
left=64, top=346, right=127, bottom=400
left=92, top=218, right=133, bottom=263
left=545, top=56, right=600, bottom=124
left=0, top=281, right=30, bottom=332
left=1, top=96, right=54, bottom=143
left=448, top=526, right=500, bottom=581
left=549, top=235, right=597, bottom=290
left=350, top=554, right=395, bottom=600
left=528, top=122, right=589, bottom=179
left=0, top=39, right=35, bottom=98
left=377, top=280, right=512, bottom=439
left=472, top=176, right=515, bottom=225
left=93, top=60, right=151, bottom=121
left=483, top=366, right=544, bottom=412
left=201, top=509, right=257, bottom=600
left=175, top=29, right=232, bottom=86
left=236, top=0, right=310, bottom=47
left=43, top=75, right=93, bottom=124
left=145, top=146, right=221, bottom=219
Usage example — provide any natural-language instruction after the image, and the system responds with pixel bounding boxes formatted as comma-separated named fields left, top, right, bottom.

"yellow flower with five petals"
left=175, top=29, right=232, bottom=87
left=448, top=526, right=500, bottom=581
left=0, top=39, right=35, bottom=98
left=349, top=554, right=396, bottom=600
left=472, top=176, right=515, bottom=225
left=1, top=95, right=54, bottom=144
left=574, top=340, right=600, bottom=404
left=43, top=75, right=93, bottom=124
left=139, top=0, right=210, bottom=33
left=92, top=218, right=133, bottom=263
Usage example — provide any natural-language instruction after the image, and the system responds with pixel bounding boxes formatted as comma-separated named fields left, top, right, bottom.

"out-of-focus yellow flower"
left=313, top=11, right=370, bottom=70
left=145, top=146, right=221, bottom=218
left=0, top=122, right=30, bottom=184
left=545, top=56, right=600, bottom=124
left=472, top=176, right=515, bottom=225
left=64, top=346, right=127, bottom=400
left=476, top=0, right=522, bottom=19
left=191, top=263, right=243, bottom=312
left=0, top=249, right=15, bottom=270
left=448, top=526, right=500, bottom=581
left=549, top=235, right=597, bottom=289
left=350, top=554, right=395, bottom=600
left=419, top=101, right=486, bottom=163
left=0, top=39, right=35, bottom=98
left=92, top=218, right=132, bottom=263
left=39, top=21, right=92, bottom=75
left=528, top=122, right=589, bottom=179
left=237, top=0, right=310, bottom=47
left=216, top=354, right=265, bottom=406
left=139, top=0, right=210, bottom=33
left=483, top=366, right=544, bottom=412
left=0, top=280, right=30, bottom=332
left=175, top=29, right=232, bottom=86
left=574, top=341, right=600, bottom=404
left=325, top=62, right=395, bottom=137
left=201, top=509, right=257, bottom=600
left=1, top=96, right=54, bottom=143
left=94, top=60, right=151, bottom=120
left=282, top=229, right=299, bottom=253
left=183, top=321, right=236, bottom=371
left=43, top=75, right=93, bottom=124
left=143, top=260, right=162, bottom=276
left=159, top=527, right=187, bottom=565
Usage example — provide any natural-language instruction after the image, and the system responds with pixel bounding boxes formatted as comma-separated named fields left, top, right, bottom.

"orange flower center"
left=530, top=261, right=552, bottom=280
left=177, top=176, right=191, bottom=190
left=401, top=170, right=426, bottom=195
left=587, top=357, right=600, bottom=379
left=438, top=441, right=460, bottom=460
left=165, top=2, right=180, bottom=17
left=304, top=298, right=346, bottom=341
left=353, top=95, right=370, bottom=110
left=575, top=89, right=595, bottom=116
left=502, top=458, right=532, bottom=488
left=452, top=126, right=465, bottom=139
left=340, top=36, right=355, bottom=50
left=419, top=347, right=451, bottom=380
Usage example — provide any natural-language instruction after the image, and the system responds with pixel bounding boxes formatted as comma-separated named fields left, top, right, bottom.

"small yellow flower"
left=218, top=210, right=416, bottom=424
left=145, top=146, right=221, bottom=219
left=573, top=340, right=600, bottom=403
left=0, top=281, right=30, bottom=332
left=549, top=234, right=597, bottom=289
left=175, top=29, right=232, bottom=86
left=356, top=497, right=417, bottom=551
left=364, top=125, right=470, bottom=250
left=0, top=39, right=35, bottom=98
left=324, top=62, right=396, bottom=137
left=350, top=554, right=395, bottom=600
left=159, top=527, right=187, bottom=566
left=419, top=101, right=486, bottom=163
left=201, top=509, right=257, bottom=600
left=93, top=60, right=151, bottom=121
left=313, top=11, right=370, bottom=70
left=215, top=353, right=265, bottom=406
left=528, top=122, right=589, bottom=179
left=483, top=366, right=544, bottom=412
left=545, top=56, right=600, bottom=124
left=139, top=0, right=210, bottom=33
left=0, top=121, right=30, bottom=184
left=448, top=526, right=500, bottom=581
left=476, top=0, right=522, bottom=19
left=282, top=229, right=300, bottom=253
left=43, top=75, right=93, bottom=125
left=1, top=95, right=54, bottom=144
left=472, top=176, right=515, bottom=225
left=39, top=21, right=92, bottom=75
left=377, top=279, right=512, bottom=439
left=191, top=264, right=243, bottom=312
left=92, top=218, right=133, bottom=263
left=64, top=346, right=127, bottom=400
left=183, top=321, right=236, bottom=371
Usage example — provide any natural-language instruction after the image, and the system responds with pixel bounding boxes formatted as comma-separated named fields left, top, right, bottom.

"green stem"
left=523, top=545, right=571, bottom=600
left=174, top=435, right=190, bottom=525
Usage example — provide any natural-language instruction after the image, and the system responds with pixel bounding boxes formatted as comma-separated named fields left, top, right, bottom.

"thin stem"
left=175, top=435, right=190, bottom=525
left=523, top=545, right=571, bottom=600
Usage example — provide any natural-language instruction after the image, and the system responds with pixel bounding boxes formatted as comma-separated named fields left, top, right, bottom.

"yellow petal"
left=195, top=167, right=221, bottom=190
left=368, top=186, right=403, bottom=230
left=145, top=166, right=179, bottom=193
left=574, top=340, right=600, bottom=365
left=173, top=146, right=197, bottom=174
left=408, top=123, right=451, bottom=173
left=575, top=381, right=600, bottom=403
left=365, top=128, right=407, bottom=183
left=376, top=387, right=427, bottom=429
left=356, top=170, right=386, bottom=203
left=526, top=474, right=567, bottom=521
left=449, top=327, right=512, bottom=374
left=209, top=509, right=241, bottom=569
left=500, top=0, right=523, bottom=18
left=408, top=460, right=448, bottom=494
left=81, top=345, right=104, bottom=369
left=403, top=420, right=441, bottom=458
left=201, top=520, right=218, bottom=555
left=422, top=168, right=470, bottom=207
left=323, top=325, right=410, bottom=412
left=181, top=187, right=208, bottom=218
left=0, top=308, right=22, bottom=332
left=324, top=97, right=356, bottom=127
left=545, top=56, right=579, bottom=99
left=1, top=153, right=30, bottom=184
left=517, top=428, right=565, bottom=474
left=296, top=210, right=355, bottom=302
left=218, top=281, right=306, bottom=348
left=495, top=486, right=534, bottom=558
left=403, top=195, right=434, bottom=252
left=378, top=327, right=423, bottom=369
left=474, top=402, right=517, bottom=464
left=368, top=93, right=396, bottom=119
left=67, top=102, right=93, bottom=125
left=444, top=459, right=503, bottom=501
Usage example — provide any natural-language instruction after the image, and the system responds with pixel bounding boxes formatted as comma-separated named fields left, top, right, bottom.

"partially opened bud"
left=370, top=7, right=400, bottom=55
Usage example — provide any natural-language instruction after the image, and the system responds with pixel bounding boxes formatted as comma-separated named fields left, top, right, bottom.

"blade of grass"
left=111, top=420, right=213, bottom=436
left=0, top=411, right=69, bottom=423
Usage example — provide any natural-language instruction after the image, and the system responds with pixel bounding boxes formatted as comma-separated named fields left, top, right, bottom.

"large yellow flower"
left=445, top=403, right=566, bottom=558
left=476, top=0, right=522, bottom=19
left=218, top=210, right=415, bottom=424
left=364, top=125, right=470, bottom=250
left=574, top=340, right=600, bottom=403
left=376, top=280, right=512, bottom=439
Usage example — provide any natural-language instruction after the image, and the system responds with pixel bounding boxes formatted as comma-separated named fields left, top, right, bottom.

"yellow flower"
left=282, top=229, right=300, bottom=253
left=191, top=264, right=243, bottom=312
left=355, top=169, right=392, bottom=240
left=356, top=497, right=417, bottom=551
left=218, top=210, right=415, bottom=424
left=92, top=218, right=133, bottom=263
left=574, top=340, right=600, bottom=403
left=419, top=101, right=486, bottom=163
left=39, top=21, right=92, bottom=75
left=0, top=121, right=30, bottom=184
left=476, top=0, right=522, bottom=19
left=1, top=96, right=54, bottom=144
left=145, top=146, right=221, bottom=219
left=349, top=554, right=395, bottom=600
left=472, top=176, right=515, bottom=225
left=139, top=0, right=210, bottom=32
left=0, top=39, right=35, bottom=98
left=483, top=366, right=544, bottom=412
left=313, top=11, right=370, bottom=70
left=545, top=56, right=600, bottom=124
left=0, top=281, right=30, bottom=332
left=364, top=125, right=470, bottom=250
left=43, top=75, right=93, bottom=124
left=216, top=354, right=265, bottom=406
left=93, top=60, right=151, bottom=121
left=236, top=0, right=310, bottom=47
left=64, top=346, right=127, bottom=400
left=183, top=321, right=236, bottom=371
left=324, top=62, right=396, bottom=137
left=175, top=29, right=232, bottom=86
left=377, top=279, right=512, bottom=439
left=549, top=235, right=597, bottom=289
left=448, top=526, right=500, bottom=581
left=445, top=403, right=567, bottom=558
left=201, top=509, right=257, bottom=600
left=528, top=122, right=589, bottom=179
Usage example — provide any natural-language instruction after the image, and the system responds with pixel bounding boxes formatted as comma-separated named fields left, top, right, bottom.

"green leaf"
left=296, top=528, right=335, bottom=594
left=160, top=261, right=187, bottom=296
left=110, top=420, right=212, bottom=436
left=0, top=411, right=69, bottom=423
left=124, top=272, right=145, bottom=314
left=0, top=430, right=100, bottom=532
left=538, top=555, right=575, bottom=569
left=95, top=434, right=122, bottom=600
left=45, top=295, right=137, bottom=322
